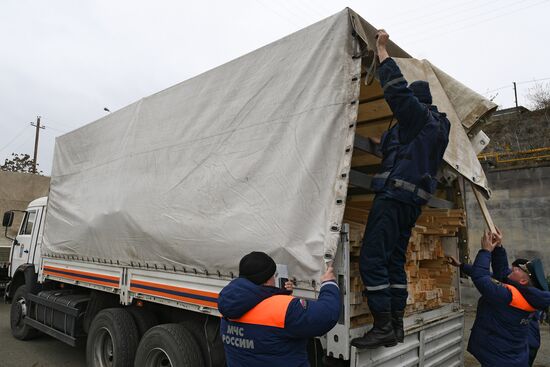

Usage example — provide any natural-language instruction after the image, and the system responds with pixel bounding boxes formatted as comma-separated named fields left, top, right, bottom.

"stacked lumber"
left=345, top=200, right=465, bottom=327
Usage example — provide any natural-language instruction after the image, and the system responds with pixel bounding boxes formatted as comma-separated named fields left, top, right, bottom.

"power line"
left=380, top=0, right=444, bottom=25
left=400, top=0, right=528, bottom=36
left=484, top=77, right=550, bottom=94
left=517, top=77, right=550, bottom=86
left=300, top=0, right=335, bottom=17
left=405, top=0, right=549, bottom=45
left=43, top=125, right=67, bottom=134
left=254, top=0, right=303, bottom=28
left=277, top=1, right=314, bottom=26
left=484, top=84, right=514, bottom=94
left=11, top=136, right=32, bottom=154
left=0, top=126, right=28, bottom=153
left=290, top=1, right=326, bottom=21
left=390, top=0, right=503, bottom=32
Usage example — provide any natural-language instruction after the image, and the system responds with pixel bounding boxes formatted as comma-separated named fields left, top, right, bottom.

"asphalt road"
left=0, top=302, right=86, bottom=367
left=0, top=302, right=548, bottom=366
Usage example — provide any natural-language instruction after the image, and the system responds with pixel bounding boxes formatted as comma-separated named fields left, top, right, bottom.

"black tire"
left=134, top=323, right=205, bottom=367
left=180, top=318, right=225, bottom=367
left=127, top=306, right=158, bottom=338
left=10, top=285, right=41, bottom=340
left=86, top=308, right=139, bottom=367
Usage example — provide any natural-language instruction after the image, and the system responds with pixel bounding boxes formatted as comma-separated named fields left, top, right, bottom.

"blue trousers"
left=359, top=195, right=421, bottom=313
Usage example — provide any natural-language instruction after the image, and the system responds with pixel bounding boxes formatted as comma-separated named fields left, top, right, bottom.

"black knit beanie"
left=409, top=81, right=432, bottom=105
left=239, top=251, right=276, bottom=285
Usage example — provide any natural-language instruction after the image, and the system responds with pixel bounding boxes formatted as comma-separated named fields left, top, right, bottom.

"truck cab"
left=3, top=196, right=47, bottom=300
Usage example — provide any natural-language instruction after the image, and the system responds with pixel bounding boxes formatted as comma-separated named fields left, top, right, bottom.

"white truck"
left=3, top=8, right=495, bottom=367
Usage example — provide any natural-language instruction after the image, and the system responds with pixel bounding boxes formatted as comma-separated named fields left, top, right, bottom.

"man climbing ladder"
left=351, top=29, right=451, bottom=349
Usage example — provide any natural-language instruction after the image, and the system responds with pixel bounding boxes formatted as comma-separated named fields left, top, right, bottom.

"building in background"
left=0, top=171, right=50, bottom=286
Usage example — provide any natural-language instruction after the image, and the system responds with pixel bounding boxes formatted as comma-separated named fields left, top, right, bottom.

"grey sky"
left=1, top=0, right=549, bottom=174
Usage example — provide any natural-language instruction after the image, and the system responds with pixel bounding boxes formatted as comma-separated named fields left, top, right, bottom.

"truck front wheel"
left=10, top=285, right=41, bottom=340
left=134, top=324, right=205, bottom=367
left=86, top=308, right=139, bottom=367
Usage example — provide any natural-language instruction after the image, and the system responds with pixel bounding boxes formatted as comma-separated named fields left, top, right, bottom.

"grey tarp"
left=44, top=10, right=360, bottom=284
left=43, top=9, right=496, bottom=284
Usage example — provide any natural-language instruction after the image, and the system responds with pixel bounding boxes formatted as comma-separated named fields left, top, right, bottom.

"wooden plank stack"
left=345, top=199, right=465, bottom=328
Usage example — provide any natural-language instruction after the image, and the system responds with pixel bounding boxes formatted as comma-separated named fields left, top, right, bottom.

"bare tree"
left=525, top=82, right=550, bottom=110
left=0, top=153, right=42, bottom=174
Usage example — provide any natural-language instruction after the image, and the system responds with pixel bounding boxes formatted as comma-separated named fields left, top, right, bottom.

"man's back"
left=467, top=248, right=542, bottom=366
left=218, top=277, right=340, bottom=366
left=469, top=291, right=533, bottom=365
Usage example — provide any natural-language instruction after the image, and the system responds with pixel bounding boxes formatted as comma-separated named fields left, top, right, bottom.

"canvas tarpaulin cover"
left=44, top=10, right=360, bottom=284
left=44, top=9, right=496, bottom=285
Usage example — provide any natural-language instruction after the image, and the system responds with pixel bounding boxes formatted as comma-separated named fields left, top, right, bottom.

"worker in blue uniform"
left=448, top=252, right=543, bottom=366
left=351, top=29, right=451, bottom=349
left=218, top=251, right=340, bottom=367
left=463, top=229, right=550, bottom=366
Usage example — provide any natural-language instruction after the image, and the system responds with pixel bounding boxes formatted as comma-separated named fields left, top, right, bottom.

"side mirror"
left=2, top=211, right=14, bottom=227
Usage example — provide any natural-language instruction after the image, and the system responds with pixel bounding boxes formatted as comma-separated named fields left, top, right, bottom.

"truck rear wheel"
left=86, top=308, right=139, bottom=367
left=134, top=323, right=205, bottom=367
left=10, top=285, right=41, bottom=340
left=127, top=306, right=158, bottom=338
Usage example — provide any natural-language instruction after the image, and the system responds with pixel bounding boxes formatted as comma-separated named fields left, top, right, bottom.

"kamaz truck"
left=3, top=8, right=495, bottom=367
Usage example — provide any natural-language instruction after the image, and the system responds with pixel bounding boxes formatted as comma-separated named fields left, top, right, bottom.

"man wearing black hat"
left=218, top=251, right=340, bottom=366
left=457, top=228, right=550, bottom=366
left=352, top=29, right=451, bottom=349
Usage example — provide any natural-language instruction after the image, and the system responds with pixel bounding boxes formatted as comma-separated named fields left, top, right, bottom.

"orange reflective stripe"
left=502, top=284, right=536, bottom=312
left=232, top=295, right=294, bottom=328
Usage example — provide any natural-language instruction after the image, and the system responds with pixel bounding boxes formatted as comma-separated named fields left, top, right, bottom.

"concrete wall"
left=461, top=166, right=550, bottom=305
left=0, top=171, right=50, bottom=248
left=465, top=166, right=550, bottom=270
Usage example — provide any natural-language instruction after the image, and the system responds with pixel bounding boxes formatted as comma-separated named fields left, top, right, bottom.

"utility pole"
left=30, top=116, right=45, bottom=174
left=513, top=82, right=519, bottom=109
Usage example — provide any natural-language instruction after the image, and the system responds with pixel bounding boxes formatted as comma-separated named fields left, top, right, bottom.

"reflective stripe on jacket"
left=218, top=278, right=340, bottom=367
left=502, top=283, right=536, bottom=312
left=232, top=295, right=294, bottom=328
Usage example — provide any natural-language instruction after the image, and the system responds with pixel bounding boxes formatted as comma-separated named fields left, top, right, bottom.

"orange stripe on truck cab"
left=502, top=283, right=536, bottom=312
left=233, top=295, right=294, bottom=328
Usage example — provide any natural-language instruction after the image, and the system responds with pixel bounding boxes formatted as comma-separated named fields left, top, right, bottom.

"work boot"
left=392, top=311, right=405, bottom=343
left=350, top=312, right=397, bottom=349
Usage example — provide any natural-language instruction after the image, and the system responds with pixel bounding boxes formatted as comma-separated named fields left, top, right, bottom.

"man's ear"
left=519, top=278, right=529, bottom=286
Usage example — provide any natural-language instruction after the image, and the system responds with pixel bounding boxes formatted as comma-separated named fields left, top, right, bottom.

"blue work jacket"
left=217, top=277, right=340, bottom=367
left=372, top=58, right=450, bottom=206
left=467, top=247, right=550, bottom=366
left=461, top=247, right=543, bottom=354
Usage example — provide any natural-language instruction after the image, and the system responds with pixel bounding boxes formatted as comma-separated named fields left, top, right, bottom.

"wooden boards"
left=357, top=99, right=393, bottom=123
left=345, top=199, right=465, bottom=327
left=471, top=183, right=496, bottom=233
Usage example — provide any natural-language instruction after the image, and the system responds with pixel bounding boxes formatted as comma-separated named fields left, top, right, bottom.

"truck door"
left=9, top=207, right=42, bottom=277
